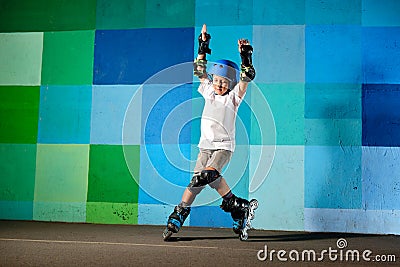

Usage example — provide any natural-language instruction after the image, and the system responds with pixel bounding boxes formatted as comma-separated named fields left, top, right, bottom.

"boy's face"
left=212, top=75, right=230, bottom=95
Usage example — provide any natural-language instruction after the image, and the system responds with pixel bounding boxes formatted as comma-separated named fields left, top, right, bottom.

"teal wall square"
left=96, top=0, right=146, bottom=29
left=38, top=85, right=92, bottom=144
left=252, top=83, right=304, bottom=145
left=195, top=0, right=253, bottom=26
left=0, top=33, right=43, bottom=85
left=236, top=86, right=252, bottom=146
left=305, top=0, right=361, bottom=25
left=0, top=201, right=33, bottom=220
left=305, top=83, right=361, bottom=119
left=145, top=0, right=195, bottom=28
left=362, top=0, right=400, bottom=26
left=253, top=0, right=305, bottom=25
left=248, top=83, right=276, bottom=146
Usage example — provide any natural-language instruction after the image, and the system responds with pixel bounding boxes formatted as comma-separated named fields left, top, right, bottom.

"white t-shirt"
left=197, top=79, right=245, bottom=152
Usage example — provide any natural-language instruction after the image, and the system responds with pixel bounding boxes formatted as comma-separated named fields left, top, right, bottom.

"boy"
left=163, top=24, right=257, bottom=241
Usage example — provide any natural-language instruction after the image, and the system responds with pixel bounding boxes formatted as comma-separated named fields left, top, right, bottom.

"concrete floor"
left=0, top=220, right=399, bottom=266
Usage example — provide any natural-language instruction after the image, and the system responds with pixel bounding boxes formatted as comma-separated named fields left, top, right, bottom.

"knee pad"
left=188, top=169, right=221, bottom=189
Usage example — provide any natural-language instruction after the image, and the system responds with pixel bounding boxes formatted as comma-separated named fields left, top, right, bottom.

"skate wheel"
left=162, top=228, right=173, bottom=241
left=239, top=231, right=248, bottom=241
left=248, top=213, right=255, bottom=220
left=250, top=199, right=259, bottom=209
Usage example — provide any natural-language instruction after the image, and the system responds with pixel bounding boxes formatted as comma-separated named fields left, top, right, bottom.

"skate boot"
left=162, top=205, right=190, bottom=241
left=221, top=196, right=259, bottom=241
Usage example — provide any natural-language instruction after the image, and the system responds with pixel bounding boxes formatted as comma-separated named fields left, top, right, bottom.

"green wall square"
left=0, top=33, right=43, bottom=85
left=88, top=145, right=139, bottom=203
left=145, top=0, right=195, bottom=28
left=86, top=202, right=138, bottom=224
left=35, top=144, right=89, bottom=202
left=0, top=144, right=36, bottom=201
left=0, top=0, right=96, bottom=32
left=252, top=83, right=305, bottom=145
left=0, top=86, right=40, bottom=144
left=96, top=0, right=146, bottom=29
left=41, top=31, right=95, bottom=85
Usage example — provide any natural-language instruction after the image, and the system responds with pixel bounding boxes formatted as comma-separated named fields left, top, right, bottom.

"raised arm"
left=237, top=39, right=256, bottom=99
left=194, top=24, right=211, bottom=82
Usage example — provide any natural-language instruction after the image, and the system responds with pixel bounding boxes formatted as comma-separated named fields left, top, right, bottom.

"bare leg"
left=181, top=188, right=196, bottom=206
left=214, top=177, right=231, bottom=197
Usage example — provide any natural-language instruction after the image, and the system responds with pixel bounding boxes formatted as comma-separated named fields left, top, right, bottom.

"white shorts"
left=193, top=149, right=232, bottom=174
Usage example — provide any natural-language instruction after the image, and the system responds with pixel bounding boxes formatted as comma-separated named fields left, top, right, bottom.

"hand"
left=201, top=24, right=207, bottom=42
left=198, top=24, right=211, bottom=55
left=238, top=39, right=251, bottom=53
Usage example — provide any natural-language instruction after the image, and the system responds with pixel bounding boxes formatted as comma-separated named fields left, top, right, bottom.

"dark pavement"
left=0, top=220, right=399, bottom=266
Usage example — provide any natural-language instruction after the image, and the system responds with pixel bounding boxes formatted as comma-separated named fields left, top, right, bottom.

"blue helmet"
left=208, top=59, right=239, bottom=88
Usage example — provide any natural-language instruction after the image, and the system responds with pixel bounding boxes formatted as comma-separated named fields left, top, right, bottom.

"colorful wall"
left=0, top=0, right=399, bottom=235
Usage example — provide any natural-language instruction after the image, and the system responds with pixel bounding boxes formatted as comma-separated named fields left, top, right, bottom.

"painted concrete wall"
left=0, top=0, right=399, bottom=235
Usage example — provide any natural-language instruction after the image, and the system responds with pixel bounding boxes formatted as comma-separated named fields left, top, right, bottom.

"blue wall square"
left=142, top=84, right=193, bottom=145
left=138, top=144, right=192, bottom=205
left=93, top=28, right=194, bottom=85
left=253, top=25, right=305, bottom=83
left=306, top=25, right=362, bottom=83
left=362, top=84, right=400, bottom=147
left=305, top=146, right=362, bottom=209
left=362, top=147, right=400, bottom=210
left=38, top=85, right=92, bottom=144
left=362, top=27, right=400, bottom=84
left=190, top=206, right=232, bottom=228
left=90, top=85, right=139, bottom=144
